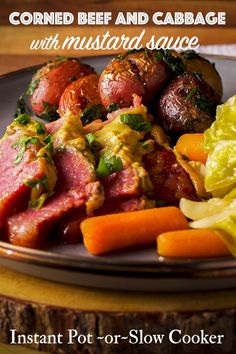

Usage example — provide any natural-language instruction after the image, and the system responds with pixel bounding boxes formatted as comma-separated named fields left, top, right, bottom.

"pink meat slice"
left=95, top=197, right=153, bottom=215
left=7, top=147, right=99, bottom=248
left=0, top=133, right=46, bottom=228
left=100, top=166, right=142, bottom=199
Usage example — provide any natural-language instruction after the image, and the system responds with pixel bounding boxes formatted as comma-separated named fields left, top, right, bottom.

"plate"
left=1, top=54, right=236, bottom=292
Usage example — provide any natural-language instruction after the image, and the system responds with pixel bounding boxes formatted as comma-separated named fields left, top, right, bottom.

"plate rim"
left=0, top=53, right=236, bottom=79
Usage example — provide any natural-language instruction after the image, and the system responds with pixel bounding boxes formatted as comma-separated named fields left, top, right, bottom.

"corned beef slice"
left=7, top=114, right=104, bottom=249
left=7, top=146, right=102, bottom=248
left=0, top=133, right=47, bottom=228
left=101, top=166, right=143, bottom=199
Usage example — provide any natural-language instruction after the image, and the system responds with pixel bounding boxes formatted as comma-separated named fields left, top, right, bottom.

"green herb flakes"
left=13, top=135, right=41, bottom=165
left=194, top=94, right=215, bottom=115
left=35, top=120, right=46, bottom=134
left=185, top=87, right=198, bottom=102
left=182, top=50, right=199, bottom=60
left=25, top=78, right=40, bottom=96
left=107, top=103, right=120, bottom=113
left=14, top=114, right=31, bottom=125
left=25, top=175, right=50, bottom=191
left=40, top=101, right=59, bottom=122
left=120, top=113, right=151, bottom=132
left=15, top=95, right=31, bottom=117
left=154, top=49, right=184, bottom=75
left=86, top=133, right=96, bottom=145
left=81, top=104, right=104, bottom=126
left=96, top=155, right=123, bottom=178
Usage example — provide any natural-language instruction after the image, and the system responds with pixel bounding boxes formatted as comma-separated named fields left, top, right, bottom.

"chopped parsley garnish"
left=80, top=104, right=104, bottom=126
left=43, top=134, right=53, bottom=144
left=194, top=95, right=215, bottom=115
left=14, top=114, right=31, bottom=125
left=96, top=155, right=123, bottom=178
left=35, top=120, right=46, bottom=135
left=182, top=50, right=199, bottom=60
left=86, top=133, right=96, bottom=145
left=185, top=87, right=198, bottom=101
left=120, top=114, right=151, bottom=132
left=144, top=48, right=151, bottom=57
left=154, top=49, right=185, bottom=75
left=25, top=175, right=50, bottom=191
left=43, top=135, right=54, bottom=154
left=42, top=152, right=54, bottom=164
left=12, top=135, right=41, bottom=165
left=55, top=55, right=69, bottom=61
left=107, top=103, right=120, bottom=113
left=25, top=78, right=40, bottom=96
left=116, top=48, right=144, bottom=60
left=15, top=95, right=31, bottom=117
left=25, top=175, right=54, bottom=209
left=40, top=101, right=59, bottom=122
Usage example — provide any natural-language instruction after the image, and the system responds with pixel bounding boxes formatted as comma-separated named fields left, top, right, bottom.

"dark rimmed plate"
left=1, top=54, right=236, bottom=292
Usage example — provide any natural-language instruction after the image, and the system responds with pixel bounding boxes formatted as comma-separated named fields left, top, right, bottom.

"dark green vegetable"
left=35, top=120, right=46, bottom=134
left=14, top=114, right=31, bottom=125
left=44, top=135, right=54, bottom=155
left=40, top=101, right=59, bottom=121
left=25, top=175, right=50, bottom=191
left=185, top=87, right=198, bottom=101
left=43, top=134, right=53, bottom=144
left=96, top=155, right=123, bottom=178
left=116, top=48, right=144, bottom=60
left=25, top=78, right=40, bottom=96
left=154, top=49, right=184, bottom=74
left=80, top=104, right=104, bottom=125
left=12, top=135, right=41, bottom=165
left=86, top=133, right=96, bottom=145
left=120, top=113, right=151, bottom=132
left=15, top=95, right=31, bottom=117
left=194, top=94, right=215, bottom=115
left=107, top=103, right=120, bottom=113
left=181, top=50, right=199, bottom=60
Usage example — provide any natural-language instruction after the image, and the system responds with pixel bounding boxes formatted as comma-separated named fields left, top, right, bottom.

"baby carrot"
left=157, top=229, right=231, bottom=258
left=175, top=133, right=208, bottom=164
left=81, top=207, right=188, bottom=255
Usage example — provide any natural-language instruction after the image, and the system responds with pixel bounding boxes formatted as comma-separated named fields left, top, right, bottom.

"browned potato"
left=27, top=57, right=95, bottom=120
left=59, top=74, right=105, bottom=124
left=157, top=72, right=221, bottom=136
left=99, top=49, right=173, bottom=108
left=180, top=51, right=223, bottom=98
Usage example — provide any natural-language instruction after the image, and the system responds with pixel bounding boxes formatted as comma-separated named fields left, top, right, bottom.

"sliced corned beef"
left=7, top=146, right=104, bottom=248
left=96, top=196, right=155, bottom=215
left=0, top=132, right=48, bottom=228
left=101, top=165, right=144, bottom=199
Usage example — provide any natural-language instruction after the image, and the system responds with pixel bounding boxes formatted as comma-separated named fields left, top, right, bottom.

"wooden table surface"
left=0, top=0, right=235, bottom=75
left=0, top=266, right=236, bottom=354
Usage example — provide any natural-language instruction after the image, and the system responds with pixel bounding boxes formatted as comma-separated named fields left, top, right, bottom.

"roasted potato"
left=59, top=74, right=105, bottom=124
left=27, top=57, right=95, bottom=120
left=180, top=51, right=223, bottom=98
left=99, top=49, right=173, bottom=108
left=157, top=72, right=221, bottom=136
